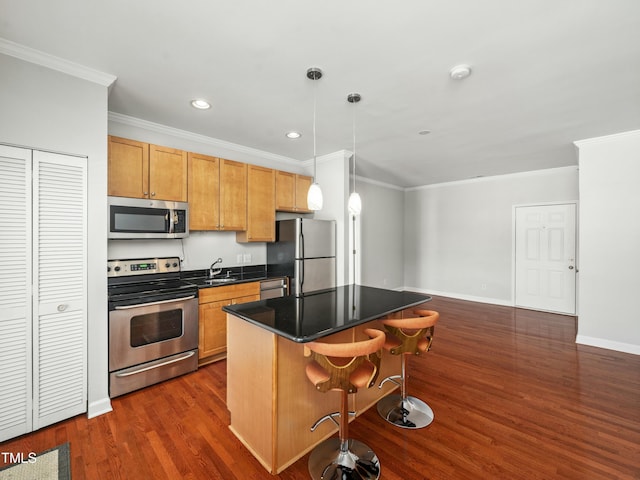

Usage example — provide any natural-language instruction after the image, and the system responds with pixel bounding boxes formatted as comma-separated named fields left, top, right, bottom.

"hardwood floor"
left=2, top=296, right=639, bottom=479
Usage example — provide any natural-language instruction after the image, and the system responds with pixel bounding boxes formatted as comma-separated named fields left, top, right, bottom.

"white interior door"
left=0, top=145, right=33, bottom=442
left=33, top=150, right=87, bottom=430
left=514, top=203, right=577, bottom=314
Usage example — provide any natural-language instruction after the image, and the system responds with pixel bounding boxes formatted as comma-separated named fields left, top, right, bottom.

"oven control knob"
left=172, top=262, right=178, bottom=268
left=114, top=266, right=121, bottom=272
left=107, top=266, right=111, bottom=272
left=165, top=263, right=170, bottom=268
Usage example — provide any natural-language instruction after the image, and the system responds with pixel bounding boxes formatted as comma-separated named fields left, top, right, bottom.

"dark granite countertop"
left=222, top=284, right=431, bottom=343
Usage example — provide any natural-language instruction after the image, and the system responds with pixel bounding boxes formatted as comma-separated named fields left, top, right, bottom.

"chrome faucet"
left=209, top=257, right=223, bottom=278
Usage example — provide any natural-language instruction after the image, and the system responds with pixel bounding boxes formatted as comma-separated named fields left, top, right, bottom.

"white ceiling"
left=2, top=0, right=639, bottom=187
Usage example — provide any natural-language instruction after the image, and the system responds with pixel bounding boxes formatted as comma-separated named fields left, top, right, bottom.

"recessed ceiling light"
left=449, top=64, right=472, bottom=80
left=191, top=99, right=211, bottom=110
left=418, top=130, right=431, bottom=135
left=286, top=131, right=301, bottom=139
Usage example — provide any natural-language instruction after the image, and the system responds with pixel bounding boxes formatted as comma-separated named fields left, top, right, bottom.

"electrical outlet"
left=236, top=254, right=243, bottom=264
left=243, top=253, right=252, bottom=263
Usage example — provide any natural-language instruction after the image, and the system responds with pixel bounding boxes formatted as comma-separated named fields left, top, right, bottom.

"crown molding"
left=355, top=175, right=404, bottom=191
left=109, top=111, right=304, bottom=167
left=0, top=37, right=116, bottom=87
left=574, top=129, right=640, bottom=148
left=405, top=165, right=578, bottom=192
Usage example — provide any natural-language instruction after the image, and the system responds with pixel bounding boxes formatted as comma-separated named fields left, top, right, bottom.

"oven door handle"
left=114, top=295, right=196, bottom=310
left=114, top=351, right=196, bottom=377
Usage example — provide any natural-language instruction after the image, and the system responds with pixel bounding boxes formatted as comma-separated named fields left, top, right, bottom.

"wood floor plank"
left=2, top=295, right=639, bottom=479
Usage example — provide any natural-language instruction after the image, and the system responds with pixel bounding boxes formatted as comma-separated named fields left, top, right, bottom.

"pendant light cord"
left=352, top=100, right=356, bottom=193
left=313, top=79, right=317, bottom=181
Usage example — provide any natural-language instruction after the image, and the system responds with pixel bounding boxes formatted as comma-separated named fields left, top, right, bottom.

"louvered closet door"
left=0, top=145, right=33, bottom=442
left=32, top=150, right=87, bottom=430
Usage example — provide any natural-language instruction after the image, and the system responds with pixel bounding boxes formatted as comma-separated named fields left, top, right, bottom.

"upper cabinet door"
left=219, top=159, right=247, bottom=231
left=275, top=170, right=295, bottom=211
left=294, top=175, right=312, bottom=213
left=149, top=144, right=188, bottom=202
left=188, top=152, right=220, bottom=230
left=238, top=165, right=275, bottom=242
left=108, top=136, right=149, bottom=199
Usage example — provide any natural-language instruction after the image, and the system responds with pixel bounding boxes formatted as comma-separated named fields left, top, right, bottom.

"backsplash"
left=181, top=264, right=267, bottom=281
left=107, top=230, right=267, bottom=271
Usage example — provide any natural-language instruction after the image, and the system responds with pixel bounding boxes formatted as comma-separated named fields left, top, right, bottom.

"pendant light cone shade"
left=348, top=191, right=362, bottom=215
left=306, top=67, right=323, bottom=211
left=347, top=92, right=362, bottom=216
left=308, top=182, right=323, bottom=210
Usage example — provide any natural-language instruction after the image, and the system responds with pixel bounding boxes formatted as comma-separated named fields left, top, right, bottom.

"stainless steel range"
left=107, top=257, right=199, bottom=398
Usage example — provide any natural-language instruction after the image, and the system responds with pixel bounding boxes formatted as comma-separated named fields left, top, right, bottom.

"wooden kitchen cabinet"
left=108, top=136, right=188, bottom=201
left=149, top=144, right=188, bottom=201
left=237, top=165, right=275, bottom=242
left=275, top=171, right=312, bottom=213
left=220, top=159, right=247, bottom=231
left=187, top=154, right=247, bottom=231
left=108, top=136, right=149, bottom=199
left=198, top=282, right=260, bottom=365
left=188, top=152, right=220, bottom=230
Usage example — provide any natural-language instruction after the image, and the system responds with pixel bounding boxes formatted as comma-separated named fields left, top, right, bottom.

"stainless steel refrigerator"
left=267, top=218, right=336, bottom=296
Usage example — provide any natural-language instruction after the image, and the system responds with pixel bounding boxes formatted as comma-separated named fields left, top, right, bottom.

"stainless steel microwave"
left=108, top=196, right=189, bottom=239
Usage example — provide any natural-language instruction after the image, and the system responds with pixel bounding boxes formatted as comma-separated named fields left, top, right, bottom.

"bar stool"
left=377, top=309, right=439, bottom=429
left=304, top=328, right=386, bottom=480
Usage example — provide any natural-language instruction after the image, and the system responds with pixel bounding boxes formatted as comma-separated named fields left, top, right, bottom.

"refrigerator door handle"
left=299, top=229, right=304, bottom=289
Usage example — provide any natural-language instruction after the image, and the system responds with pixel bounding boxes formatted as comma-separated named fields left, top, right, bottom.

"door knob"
left=568, top=265, right=574, bottom=270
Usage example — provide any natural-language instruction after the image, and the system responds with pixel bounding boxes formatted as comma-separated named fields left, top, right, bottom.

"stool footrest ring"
left=310, top=411, right=356, bottom=432
left=378, top=374, right=402, bottom=389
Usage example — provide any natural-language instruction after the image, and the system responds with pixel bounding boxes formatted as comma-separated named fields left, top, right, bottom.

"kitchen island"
left=223, top=285, right=430, bottom=474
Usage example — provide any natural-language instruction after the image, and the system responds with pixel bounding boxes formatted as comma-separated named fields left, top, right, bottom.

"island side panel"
left=226, top=313, right=405, bottom=474
left=274, top=329, right=355, bottom=472
left=226, top=313, right=276, bottom=472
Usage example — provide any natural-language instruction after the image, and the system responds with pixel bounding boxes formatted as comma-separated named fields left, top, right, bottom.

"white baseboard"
left=401, top=287, right=640, bottom=356
left=402, top=287, right=512, bottom=307
left=87, top=397, right=113, bottom=419
left=575, top=335, right=640, bottom=356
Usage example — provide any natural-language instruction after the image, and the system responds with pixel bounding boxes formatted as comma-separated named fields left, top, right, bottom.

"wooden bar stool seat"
left=304, top=328, right=386, bottom=480
left=377, top=309, right=439, bottom=429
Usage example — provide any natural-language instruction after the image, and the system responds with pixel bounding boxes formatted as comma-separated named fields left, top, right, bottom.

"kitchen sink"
left=187, top=277, right=239, bottom=286
left=207, top=277, right=238, bottom=284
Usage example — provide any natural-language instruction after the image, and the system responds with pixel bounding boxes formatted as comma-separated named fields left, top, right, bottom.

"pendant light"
left=306, top=67, right=323, bottom=211
left=347, top=93, right=362, bottom=216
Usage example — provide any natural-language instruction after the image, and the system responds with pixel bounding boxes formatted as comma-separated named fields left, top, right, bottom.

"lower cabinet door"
left=199, top=299, right=232, bottom=361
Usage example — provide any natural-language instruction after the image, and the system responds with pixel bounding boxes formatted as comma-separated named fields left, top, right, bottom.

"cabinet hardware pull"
left=114, top=295, right=195, bottom=310
left=115, top=351, right=195, bottom=377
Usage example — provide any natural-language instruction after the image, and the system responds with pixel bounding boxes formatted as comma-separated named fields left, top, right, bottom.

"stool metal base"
left=377, top=394, right=434, bottom=429
left=308, top=438, right=380, bottom=480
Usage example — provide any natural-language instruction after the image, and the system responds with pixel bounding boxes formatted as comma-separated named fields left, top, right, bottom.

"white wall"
left=313, top=151, right=351, bottom=286
left=0, top=53, right=113, bottom=417
left=404, top=167, right=579, bottom=304
left=575, top=130, right=640, bottom=355
left=357, top=179, right=405, bottom=289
